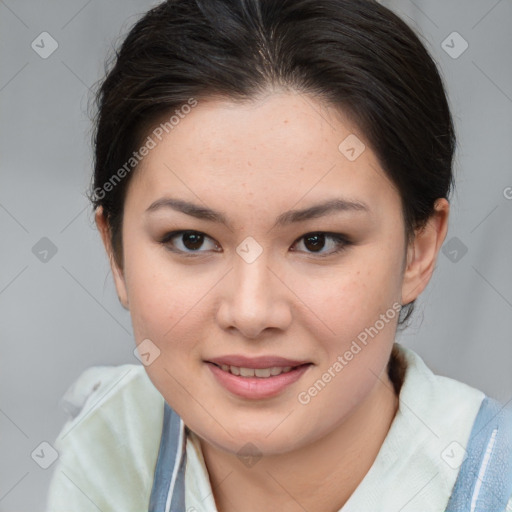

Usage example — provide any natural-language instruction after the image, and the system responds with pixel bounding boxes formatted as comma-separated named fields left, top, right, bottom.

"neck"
left=199, top=370, right=399, bottom=512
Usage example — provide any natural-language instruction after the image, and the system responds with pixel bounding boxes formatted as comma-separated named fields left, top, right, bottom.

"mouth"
left=209, top=362, right=310, bottom=378
left=204, top=358, right=313, bottom=400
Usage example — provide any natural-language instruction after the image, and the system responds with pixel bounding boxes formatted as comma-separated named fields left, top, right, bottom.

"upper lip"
left=206, top=355, right=310, bottom=368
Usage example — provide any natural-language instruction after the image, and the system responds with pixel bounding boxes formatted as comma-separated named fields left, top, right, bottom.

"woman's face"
left=99, top=91, right=433, bottom=455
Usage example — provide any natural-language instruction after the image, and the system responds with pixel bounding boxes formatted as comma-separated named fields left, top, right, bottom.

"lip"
left=206, top=355, right=309, bottom=368
left=205, top=360, right=312, bottom=400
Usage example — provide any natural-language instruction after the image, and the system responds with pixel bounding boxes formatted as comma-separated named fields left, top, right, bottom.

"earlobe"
left=94, top=207, right=129, bottom=310
left=401, top=198, right=450, bottom=305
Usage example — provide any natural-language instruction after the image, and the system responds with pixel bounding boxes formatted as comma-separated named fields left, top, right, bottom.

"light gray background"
left=1, top=0, right=511, bottom=510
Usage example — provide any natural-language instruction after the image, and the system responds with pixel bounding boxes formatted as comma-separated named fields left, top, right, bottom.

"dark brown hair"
left=88, top=0, right=456, bottom=331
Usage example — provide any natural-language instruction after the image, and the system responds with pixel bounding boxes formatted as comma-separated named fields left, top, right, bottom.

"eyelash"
left=159, top=230, right=352, bottom=258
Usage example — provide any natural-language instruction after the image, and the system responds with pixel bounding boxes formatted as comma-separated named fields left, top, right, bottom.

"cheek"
left=294, top=254, right=401, bottom=336
left=123, top=245, right=211, bottom=416
left=122, top=240, right=205, bottom=346
left=290, top=250, right=402, bottom=401
left=292, top=265, right=400, bottom=434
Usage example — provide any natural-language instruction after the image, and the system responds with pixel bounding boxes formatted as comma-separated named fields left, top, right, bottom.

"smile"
left=213, top=363, right=295, bottom=378
left=206, top=361, right=312, bottom=400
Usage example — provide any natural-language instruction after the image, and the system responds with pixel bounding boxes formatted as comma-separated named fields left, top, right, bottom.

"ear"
left=401, top=198, right=450, bottom=305
left=95, top=206, right=129, bottom=310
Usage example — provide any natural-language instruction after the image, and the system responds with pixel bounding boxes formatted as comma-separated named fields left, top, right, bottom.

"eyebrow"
left=145, top=196, right=370, bottom=230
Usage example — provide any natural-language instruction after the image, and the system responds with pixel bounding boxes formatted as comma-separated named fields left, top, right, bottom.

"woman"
left=45, top=0, right=512, bottom=511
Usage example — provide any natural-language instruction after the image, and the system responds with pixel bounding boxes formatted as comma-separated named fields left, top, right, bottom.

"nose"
left=216, top=249, right=293, bottom=339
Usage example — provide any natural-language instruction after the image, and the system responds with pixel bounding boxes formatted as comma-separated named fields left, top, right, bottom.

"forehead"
left=127, top=92, right=399, bottom=217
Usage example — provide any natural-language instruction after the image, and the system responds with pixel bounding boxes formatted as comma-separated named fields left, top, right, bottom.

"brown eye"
left=181, top=232, right=204, bottom=250
left=292, top=232, right=350, bottom=256
left=303, top=233, right=326, bottom=252
left=160, top=230, right=220, bottom=254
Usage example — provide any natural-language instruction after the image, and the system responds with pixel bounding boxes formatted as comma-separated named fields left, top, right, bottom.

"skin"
left=96, top=90, right=449, bottom=512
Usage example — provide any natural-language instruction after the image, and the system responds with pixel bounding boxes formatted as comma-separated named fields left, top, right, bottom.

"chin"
left=193, top=416, right=319, bottom=458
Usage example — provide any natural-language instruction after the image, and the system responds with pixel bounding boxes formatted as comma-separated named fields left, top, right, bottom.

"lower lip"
left=206, top=362, right=312, bottom=400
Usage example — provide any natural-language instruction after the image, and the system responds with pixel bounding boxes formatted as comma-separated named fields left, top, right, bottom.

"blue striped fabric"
left=445, top=396, right=512, bottom=512
left=148, top=396, right=512, bottom=512
left=149, top=402, right=187, bottom=512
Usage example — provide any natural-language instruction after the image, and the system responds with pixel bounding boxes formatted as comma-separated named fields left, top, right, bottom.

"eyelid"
left=159, top=230, right=351, bottom=257
left=159, top=230, right=220, bottom=256
left=291, top=232, right=351, bottom=257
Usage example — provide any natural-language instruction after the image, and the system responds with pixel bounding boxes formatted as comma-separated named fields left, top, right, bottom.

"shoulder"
left=396, top=343, right=486, bottom=445
left=57, top=363, right=157, bottom=420
left=389, top=344, right=486, bottom=505
left=395, top=342, right=486, bottom=411
left=45, top=364, right=164, bottom=512
left=445, top=395, right=512, bottom=510
left=395, top=344, right=512, bottom=510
